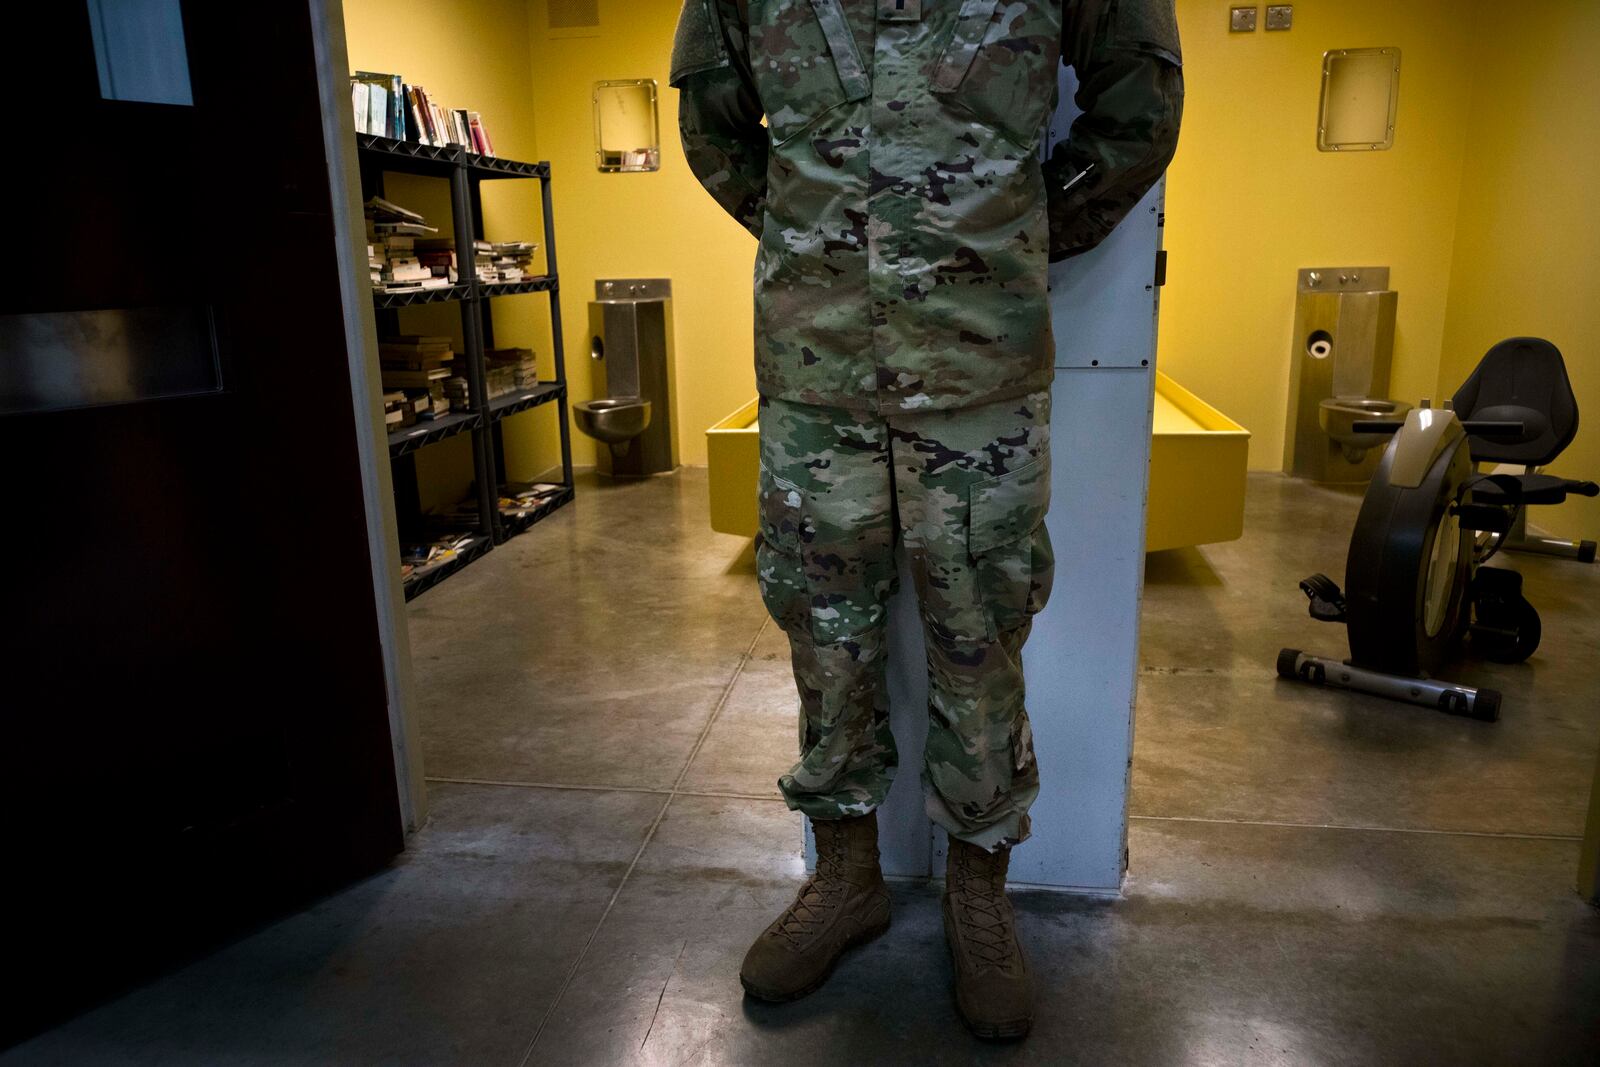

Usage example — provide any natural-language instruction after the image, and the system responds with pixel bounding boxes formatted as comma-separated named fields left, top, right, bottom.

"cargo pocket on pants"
left=755, top=469, right=811, bottom=637
left=968, top=455, right=1054, bottom=639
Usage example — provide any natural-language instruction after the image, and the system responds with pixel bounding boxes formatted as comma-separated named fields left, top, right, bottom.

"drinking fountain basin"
left=574, top=396, right=652, bottom=445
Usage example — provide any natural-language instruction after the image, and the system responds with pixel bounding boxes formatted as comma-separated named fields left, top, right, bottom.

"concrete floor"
left=7, top=469, right=1599, bottom=1065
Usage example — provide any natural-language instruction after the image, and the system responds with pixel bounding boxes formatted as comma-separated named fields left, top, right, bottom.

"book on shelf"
left=500, top=481, right=566, bottom=516
left=401, top=531, right=479, bottom=573
left=402, top=385, right=451, bottom=420
left=379, top=338, right=454, bottom=369
left=351, top=72, right=403, bottom=138
left=372, top=221, right=438, bottom=236
left=485, top=347, right=539, bottom=389
left=351, top=72, right=498, bottom=156
left=365, top=196, right=424, bottom=223
left=381, top=367, right=452, bottom=390
left=467, top=111, right=494, bottom=156
left=382, top=388, right=414, bottom=429
left=365, top=197, right=457, bottom=291
left=380, top=354, right=453, bottom=370
left=472, top=240, right=539, bottom=283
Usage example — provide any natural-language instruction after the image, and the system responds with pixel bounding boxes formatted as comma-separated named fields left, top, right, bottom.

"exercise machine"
left=1278, top=338, right=1597, bottom=721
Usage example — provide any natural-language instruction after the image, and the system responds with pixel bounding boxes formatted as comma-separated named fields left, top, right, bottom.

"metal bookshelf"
left=359, top=135, right=575, bottom=601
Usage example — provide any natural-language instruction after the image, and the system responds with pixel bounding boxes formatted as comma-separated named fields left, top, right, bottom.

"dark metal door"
left=2, top=2, right=401, bottom=1042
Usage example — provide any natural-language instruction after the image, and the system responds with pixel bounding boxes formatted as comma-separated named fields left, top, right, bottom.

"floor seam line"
left=1129, top=813, right=1582, bottom=842
left=516, top=793, right=673, bottom=1067
left=426, top=776, right=673, bottom=796
left=425, top=776, right=787, bottom=804
left=517, top=618, right=769, bottom=1063
left=669, top=617, right=771, bottom=795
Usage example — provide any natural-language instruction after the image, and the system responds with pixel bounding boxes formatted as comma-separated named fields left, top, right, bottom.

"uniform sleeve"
left=1044, top=0, right=1185, bottom=262
left=670, top=0, right=768, bottom=239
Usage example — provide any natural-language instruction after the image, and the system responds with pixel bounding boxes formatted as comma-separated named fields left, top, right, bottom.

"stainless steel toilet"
left=573, top=395, right=651, bottom=445
left=1283, top=267, right=1411, bottom=482
left=575, top=278, right=677, bottom=476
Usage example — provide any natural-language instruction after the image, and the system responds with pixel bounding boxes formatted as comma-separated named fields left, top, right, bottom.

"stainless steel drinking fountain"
left=575, top=278, right=678, bottom=477
left=1283, top=267, right=1409, bottom=483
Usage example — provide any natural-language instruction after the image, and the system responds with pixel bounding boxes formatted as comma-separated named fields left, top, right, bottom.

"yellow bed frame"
left=707, top=372, right=1249, bottom=552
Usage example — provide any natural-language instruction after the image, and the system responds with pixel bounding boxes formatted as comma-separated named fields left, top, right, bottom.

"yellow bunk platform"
left=707, top=373, right=1249, bottom=552
left=705, top=397, right=762, bottom=540
left=1144, top=372, right=1251, bottom=552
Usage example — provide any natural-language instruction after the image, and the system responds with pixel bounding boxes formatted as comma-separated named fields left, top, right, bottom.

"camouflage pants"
left=755, top=390, right=1054, bottom=851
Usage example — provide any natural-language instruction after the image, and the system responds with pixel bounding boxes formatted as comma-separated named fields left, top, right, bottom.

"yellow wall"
left=344, top=0, right=561, bottom=508
left=525, top=0, right=757, bottom=468
left=1437, top=1, right=1600, bottom=543
left=343, top=0, right=1599, bottom=545
left=347, top=0, right=757, bottom=473
left=1160, top=0, right=1477, bottom=470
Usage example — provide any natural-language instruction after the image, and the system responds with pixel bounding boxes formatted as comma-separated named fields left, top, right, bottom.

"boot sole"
left=739, top=910, right=891, bottom=1004
left=942, top=896, right=1034, bottom=1041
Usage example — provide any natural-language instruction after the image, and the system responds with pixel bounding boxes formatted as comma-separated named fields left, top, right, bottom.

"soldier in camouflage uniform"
left=671, top=0, right=1181, bottom=1037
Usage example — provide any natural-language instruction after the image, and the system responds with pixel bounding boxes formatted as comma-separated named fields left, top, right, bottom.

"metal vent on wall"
left=547, top=0, right=599, bottom=30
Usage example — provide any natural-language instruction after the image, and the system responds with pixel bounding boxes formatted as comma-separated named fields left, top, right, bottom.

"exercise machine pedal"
left=1298, top=573, right=1347, bottom=623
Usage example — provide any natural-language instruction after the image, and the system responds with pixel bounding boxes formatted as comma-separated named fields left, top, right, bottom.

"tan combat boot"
left=943, top=838, right=1034, bottom=1039
left=739, top=812, right=891, bottom=1002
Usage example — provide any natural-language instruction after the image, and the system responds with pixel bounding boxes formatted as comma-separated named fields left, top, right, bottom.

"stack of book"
left=486, top=347, right=539, bottom=394
left=413, top=239, right=460, bottom=284
left=366, top=197, right=448, bottom=293
left=414, top=239, right=539, bottom=284
left=380, top=335, right=458, bottom=421
left=500, top=482, right=567, bottom=520
left=474, top=241, right=539, bottom=283
left=382, top=390, right=414, bottom=432
left=401, top=532, right=480, bottom=582
left=488, top=241, right=538, bottom=282
left=350, top=71, right=497, bottom=157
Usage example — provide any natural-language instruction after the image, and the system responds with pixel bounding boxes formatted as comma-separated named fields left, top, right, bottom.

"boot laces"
left=952, top=854, right=1019, bottom=974
left=773, top=831, right=851, bottom=947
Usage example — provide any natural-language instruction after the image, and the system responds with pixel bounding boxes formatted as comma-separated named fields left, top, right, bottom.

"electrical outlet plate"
left=1230, top=6, right=1258, bottom=32
left=1266, top=5, right=1293, bottom=30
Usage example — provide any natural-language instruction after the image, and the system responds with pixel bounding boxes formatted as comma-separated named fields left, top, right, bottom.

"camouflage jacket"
left=671, top=0, right=1183, bottom=415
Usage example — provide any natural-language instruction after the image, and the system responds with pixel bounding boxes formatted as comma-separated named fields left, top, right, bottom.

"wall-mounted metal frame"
left=593, top=79, right=661, bottom=173
left=1318, top=48, right=1401, bottom=152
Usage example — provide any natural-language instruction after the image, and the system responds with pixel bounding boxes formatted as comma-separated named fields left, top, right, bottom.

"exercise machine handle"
left=1460, top=420, right=1526, bottom=436
left=1351, top=418, right=1525, bottom=436
left=1565, top=479, right=1600, bottom=498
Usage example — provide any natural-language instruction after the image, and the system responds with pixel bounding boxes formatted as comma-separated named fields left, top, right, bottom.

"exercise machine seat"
left=1452, top=337, right=1579, bottom=466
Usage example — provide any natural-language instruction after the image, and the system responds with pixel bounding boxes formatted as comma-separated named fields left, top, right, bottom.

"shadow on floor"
left=6, top=470, right=1598, bottom=1066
